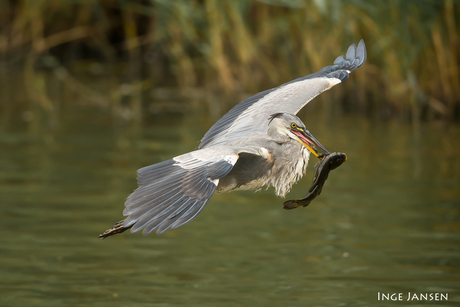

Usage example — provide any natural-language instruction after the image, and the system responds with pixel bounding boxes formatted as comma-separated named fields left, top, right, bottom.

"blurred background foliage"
left=0, top=0, right=459, bottom=125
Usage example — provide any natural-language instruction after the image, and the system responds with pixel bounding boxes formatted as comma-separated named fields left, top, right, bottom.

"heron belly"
left=217, top=175, right=272, bottom=193
left=216, top=146, right=310, bottom=197
left=216, top=151, right=274, bottom=194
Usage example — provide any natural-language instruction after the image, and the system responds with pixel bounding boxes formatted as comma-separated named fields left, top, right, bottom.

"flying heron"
left=100, top=40, right=367, bottom=238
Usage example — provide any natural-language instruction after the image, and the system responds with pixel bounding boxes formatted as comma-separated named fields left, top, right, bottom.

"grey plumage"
left=99, top=40, right=367, bottom=238
left=122, top=148, right=242, bottom=235
left=199, top=39, right=366, bottom=149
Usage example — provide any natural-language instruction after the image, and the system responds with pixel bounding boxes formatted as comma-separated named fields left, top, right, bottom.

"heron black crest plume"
left=268, top=113, right=285, bottom=125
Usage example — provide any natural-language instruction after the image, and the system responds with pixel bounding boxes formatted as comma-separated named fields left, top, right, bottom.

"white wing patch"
left=173, top=148, right=239, bottom=169
left=259, top=147, right=270, bottom=159
left=326, top=77, right=342, bottom=89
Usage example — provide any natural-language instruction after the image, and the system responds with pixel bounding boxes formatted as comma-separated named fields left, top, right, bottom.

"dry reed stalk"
left=0, top=0, right=458, bottom=121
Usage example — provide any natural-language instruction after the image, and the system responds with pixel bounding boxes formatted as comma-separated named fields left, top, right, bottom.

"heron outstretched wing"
left=199, top=40, right=367, bottom=149
left=122, top=147, right=257, bottom=235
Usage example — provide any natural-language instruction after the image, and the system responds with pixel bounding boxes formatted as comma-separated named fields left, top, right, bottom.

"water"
left=1, top=86, right=460, bottom=306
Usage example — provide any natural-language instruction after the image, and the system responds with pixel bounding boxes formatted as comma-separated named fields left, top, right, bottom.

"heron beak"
left=291, top=128, right=330, bottom=158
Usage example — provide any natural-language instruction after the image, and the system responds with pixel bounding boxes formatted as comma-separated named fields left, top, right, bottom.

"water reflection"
left=1, top=83, right=460, bottom=306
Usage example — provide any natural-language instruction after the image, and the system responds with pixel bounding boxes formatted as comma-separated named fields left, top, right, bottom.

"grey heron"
left=100, top=40, right=366, bottom=238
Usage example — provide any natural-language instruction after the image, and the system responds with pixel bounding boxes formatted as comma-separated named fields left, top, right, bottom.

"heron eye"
left=290, top=123, right=297, bottom=129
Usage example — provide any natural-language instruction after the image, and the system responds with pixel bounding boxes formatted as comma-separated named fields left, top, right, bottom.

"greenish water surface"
left=1, top=100, right=460, bottom=306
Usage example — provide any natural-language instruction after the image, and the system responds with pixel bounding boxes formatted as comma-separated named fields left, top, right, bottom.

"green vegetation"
left=0, top=0, right=459, bottom=122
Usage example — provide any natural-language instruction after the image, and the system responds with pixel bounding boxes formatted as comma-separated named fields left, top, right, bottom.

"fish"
left=283, top=152, right=347, bottom=210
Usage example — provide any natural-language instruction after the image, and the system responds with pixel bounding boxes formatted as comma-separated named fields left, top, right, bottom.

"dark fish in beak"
left=283, top=152, right=347, bottom=210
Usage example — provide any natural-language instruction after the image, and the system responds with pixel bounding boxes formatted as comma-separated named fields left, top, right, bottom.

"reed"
left=0, top=0, right=458, bottom=121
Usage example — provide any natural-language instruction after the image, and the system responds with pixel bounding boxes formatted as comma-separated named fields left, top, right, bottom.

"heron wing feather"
left=122, top=147, right=244, bottom=235
left=199, top=40, right=366, bottom=148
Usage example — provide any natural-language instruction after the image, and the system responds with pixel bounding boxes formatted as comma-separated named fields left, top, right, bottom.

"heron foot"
left=99, top=219, right=129, bottom=239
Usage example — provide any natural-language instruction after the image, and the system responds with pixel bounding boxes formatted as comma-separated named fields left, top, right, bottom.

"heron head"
left=268, top=113, right=329, bottom=158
